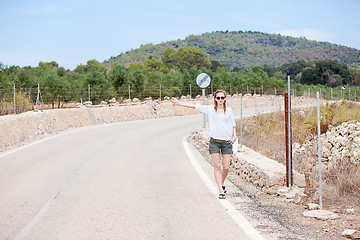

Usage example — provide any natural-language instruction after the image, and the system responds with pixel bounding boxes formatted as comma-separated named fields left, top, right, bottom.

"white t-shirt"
left=195, top=104, right=236, bottom=141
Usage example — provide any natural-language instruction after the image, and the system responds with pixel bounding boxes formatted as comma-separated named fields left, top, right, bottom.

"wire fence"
left=1, top=83, right=360, bottom=116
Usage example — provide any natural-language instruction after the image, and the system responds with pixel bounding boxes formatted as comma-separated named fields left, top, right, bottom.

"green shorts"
left=209, top=138, right=233, bottom=155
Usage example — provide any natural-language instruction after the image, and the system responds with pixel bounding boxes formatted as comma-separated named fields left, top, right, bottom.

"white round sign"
left=196, top=73, right=211, bottom=88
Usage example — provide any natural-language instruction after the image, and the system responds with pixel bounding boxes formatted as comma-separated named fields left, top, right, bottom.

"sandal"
left=222, top=186, right=227, bottom=193
left=219, top=193, right=226, bottom=199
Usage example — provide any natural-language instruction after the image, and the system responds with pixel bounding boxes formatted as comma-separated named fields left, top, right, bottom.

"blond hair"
left=214, top=89, right=227, bottom=113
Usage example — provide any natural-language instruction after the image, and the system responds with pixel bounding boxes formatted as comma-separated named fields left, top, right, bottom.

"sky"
left=1, top=0, right=360, bottom=70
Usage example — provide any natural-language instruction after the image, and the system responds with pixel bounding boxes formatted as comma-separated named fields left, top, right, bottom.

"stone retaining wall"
left=0, top=101, right=199, bottom=152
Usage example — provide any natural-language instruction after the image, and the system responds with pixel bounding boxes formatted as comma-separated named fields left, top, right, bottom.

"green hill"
left=103, top=31, right=360, bottom=70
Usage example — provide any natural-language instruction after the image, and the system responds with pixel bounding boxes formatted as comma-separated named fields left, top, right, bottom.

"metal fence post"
left=284, top=92, right=292, bottom=187
left=341, top=88, right=343, bottom=99
left=202, top=89, right=206, bottom=128
left=240, top=93, right=243, bottom=150
left=35, top=84, right=40, bottom=110
left=128, top=84, right=131, bottom=100
left=285, top=76, right=293, bottom=187
left=88, top=85, right=90, bottom=101
left=317, top=92, right=323, bottom=209
left=254, top=90, right=257, bottom=113
left=331, top=88, right=333, bottom=101
left=288, top=76, right=293, bottom=186
left=13, top=83, right=16, bottom=114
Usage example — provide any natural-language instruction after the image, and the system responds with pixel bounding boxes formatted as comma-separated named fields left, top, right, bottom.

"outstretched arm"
left=171, top=98, right=196, bottom=109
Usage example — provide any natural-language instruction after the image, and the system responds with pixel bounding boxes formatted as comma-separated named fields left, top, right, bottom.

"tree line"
left=1, top=46, right=359, bottom=109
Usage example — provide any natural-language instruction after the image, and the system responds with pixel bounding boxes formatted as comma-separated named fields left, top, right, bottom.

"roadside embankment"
left=0, top=101, right=200, bottom=152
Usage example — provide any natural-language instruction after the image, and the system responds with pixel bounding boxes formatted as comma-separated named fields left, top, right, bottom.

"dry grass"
left=239, top=112, right=286, bottom=165
left=237, top=101, right=360, bottom=207
left=0, top=91, right=33, bottom=115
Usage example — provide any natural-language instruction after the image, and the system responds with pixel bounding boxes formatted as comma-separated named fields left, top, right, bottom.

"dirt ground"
left=188, top=135, right=360, bottom=240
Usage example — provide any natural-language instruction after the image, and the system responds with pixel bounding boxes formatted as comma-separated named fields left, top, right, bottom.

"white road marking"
left=182, top=136, right=266, bottom=240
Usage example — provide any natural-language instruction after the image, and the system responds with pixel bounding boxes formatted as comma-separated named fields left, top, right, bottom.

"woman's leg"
left=211, top=153, right=224, bottom=194
left=221, top=154, right=231, bottom=187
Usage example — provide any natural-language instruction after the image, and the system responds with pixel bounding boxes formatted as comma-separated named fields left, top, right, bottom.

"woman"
left=172, top=89, right=236, bottom=199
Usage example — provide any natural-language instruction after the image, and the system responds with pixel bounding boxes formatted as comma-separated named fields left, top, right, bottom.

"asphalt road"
left=0, top=114, right=260, bottom=240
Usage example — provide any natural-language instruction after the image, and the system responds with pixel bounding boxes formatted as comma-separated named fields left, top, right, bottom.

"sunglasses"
left=216, top=96, right=226, bottom=100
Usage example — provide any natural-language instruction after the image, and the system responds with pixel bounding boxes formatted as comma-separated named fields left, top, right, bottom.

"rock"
left=351, top=148, right=360, bottom=163
left=293, top=142, right=301, bottom=151
left=308, top=203, right=320, bottom=210
left=293, top=173, right=306, bottom=188
left=75, top=103, right=83, bottom=108
left=353, top=136, right=360, bottom=145
left=294, top=194, right=304, bottom=204
left=341, top=149, right=350, bottom=158
left=339, top=124, right=349, bottom=136
left=351, top=231, right=360, bottom=239
left=258, top=178, right=265, bottom=187
left=84, top=101, right=92, bottom=107
left=108, top=98, right=116, bottom=103
left=265, top=188, right=277, bottom=195
left=335, top=135, right=347, bottom=147
left=321, top=140, right=332, bottom=158
left=341, top=229, right=358, bottom=238
left=285, top=186, right=304, bottom=199
left=326, top=128, right=338, bottom=145
left=302, top=210, right=339, bottom=220
left=133, top=98, right=140, bottom=102
left=346, top=208, right=355, bottom=214
left=276, top=186, right=289, bottom=196
left=312, top=191, right=320, bottom=202
left=100, top=101, right=108, bottom=105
